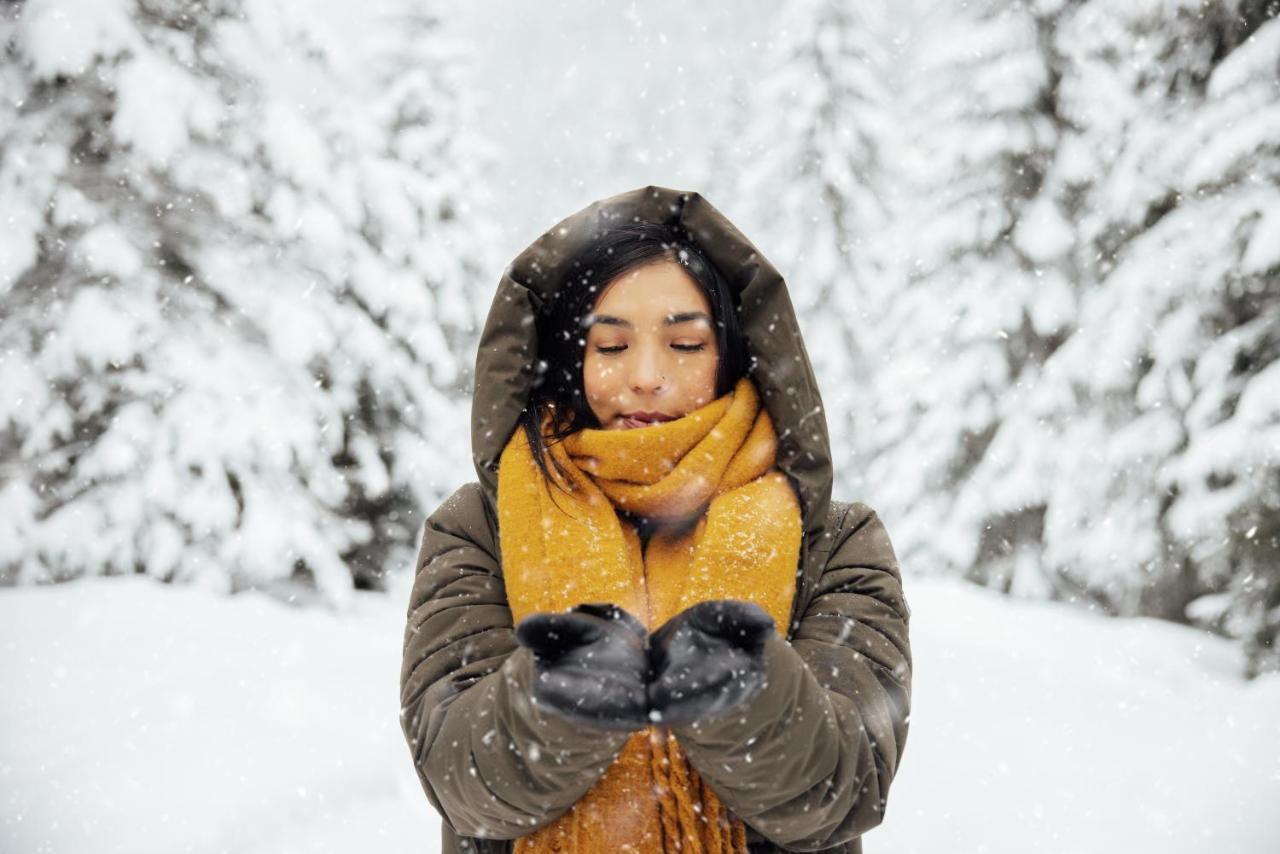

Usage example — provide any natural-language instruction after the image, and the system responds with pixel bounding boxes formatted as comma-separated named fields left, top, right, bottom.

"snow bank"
left=2, top=575, right=1277, bottom=853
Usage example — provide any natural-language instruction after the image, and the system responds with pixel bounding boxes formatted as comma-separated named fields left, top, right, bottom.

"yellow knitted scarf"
left=497, top=375, right=803, bottom=854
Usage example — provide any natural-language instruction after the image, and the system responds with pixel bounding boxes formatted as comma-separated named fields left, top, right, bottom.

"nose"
left=627, top=341, right=666, bottom=394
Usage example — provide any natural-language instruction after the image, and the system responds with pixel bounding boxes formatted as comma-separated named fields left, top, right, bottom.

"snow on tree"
left=864, top=0, right=1066, bottom=590
left=1005, top=0, right=1279, bottom=677
left=714, top=0, right=899, bottom=501
left=0, top=0, right=499, bottom=605
left=872, top=0, right=1279, bottom=676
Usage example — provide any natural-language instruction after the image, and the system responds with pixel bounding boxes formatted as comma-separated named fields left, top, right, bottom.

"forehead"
left=588, top=261, right=711, bottom=322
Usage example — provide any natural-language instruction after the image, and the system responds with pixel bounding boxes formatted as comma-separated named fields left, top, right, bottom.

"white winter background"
left=2, top=1, right=1279, bottom=853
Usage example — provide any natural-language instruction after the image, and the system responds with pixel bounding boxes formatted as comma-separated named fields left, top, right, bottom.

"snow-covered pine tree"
left=866, top=0, right=1067, bottom=586
left=350, top=1, right=502, bottom=588
left=720, top=0, right=898, bottom=501
left=999, top=0, right=1280, bottom=677
left=0, top=0, right=496, bottom=605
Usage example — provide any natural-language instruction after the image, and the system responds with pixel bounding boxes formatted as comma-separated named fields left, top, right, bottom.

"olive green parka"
left=399, top=185, right=913, bottom=853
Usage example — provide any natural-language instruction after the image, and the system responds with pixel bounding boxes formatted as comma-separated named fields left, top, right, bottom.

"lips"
left=619, top=411, right=675, bottom=429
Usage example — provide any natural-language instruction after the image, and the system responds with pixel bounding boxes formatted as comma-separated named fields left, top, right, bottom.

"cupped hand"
left=515, top=602, right=652, bottom=731
left=645, top=599, right=776, bottom=727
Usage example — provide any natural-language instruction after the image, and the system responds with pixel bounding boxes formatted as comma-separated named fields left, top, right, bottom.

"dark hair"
left=518, top=220, right=748, bottom=500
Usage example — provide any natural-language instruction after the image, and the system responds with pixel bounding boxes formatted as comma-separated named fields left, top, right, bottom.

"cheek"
left=582, top=355, right=618, bottom=400
left=681, top=353, right=720, bottom=402
left=698, top=361, right=720, bottom=397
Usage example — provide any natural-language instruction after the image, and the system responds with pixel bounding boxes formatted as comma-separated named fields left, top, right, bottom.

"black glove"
left=646, top=599, right=777, bottom=727
left=514, top=602, right=651, bottom=731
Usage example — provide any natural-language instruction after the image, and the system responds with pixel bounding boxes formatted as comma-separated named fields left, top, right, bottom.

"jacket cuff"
left=666, top=631, right=811, bottom=753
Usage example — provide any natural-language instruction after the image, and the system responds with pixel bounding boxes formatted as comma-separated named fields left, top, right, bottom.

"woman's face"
left=582, top=260, right=721, bottom=430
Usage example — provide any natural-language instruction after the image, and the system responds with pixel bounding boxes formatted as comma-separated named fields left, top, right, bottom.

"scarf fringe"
left=649, top=727, right=747, bottom=854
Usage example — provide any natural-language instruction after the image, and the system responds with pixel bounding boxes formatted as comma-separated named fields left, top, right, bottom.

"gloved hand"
left=514, top=602, right=651, bottom=731
left=646, top=599, right=777, bottom=727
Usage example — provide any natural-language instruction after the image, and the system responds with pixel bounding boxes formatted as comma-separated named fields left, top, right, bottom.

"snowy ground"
left=2, top=574, right=1277, bottom=854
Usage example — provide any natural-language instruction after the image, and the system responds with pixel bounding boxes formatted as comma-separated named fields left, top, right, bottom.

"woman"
left=399, top=185, right=912, bottom=854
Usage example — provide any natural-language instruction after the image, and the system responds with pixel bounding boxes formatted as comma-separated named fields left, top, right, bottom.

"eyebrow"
left=583, top=311, right=712, bottom=330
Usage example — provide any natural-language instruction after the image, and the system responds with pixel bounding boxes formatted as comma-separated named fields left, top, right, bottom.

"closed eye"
left=595, top=344, right=706, bottom=354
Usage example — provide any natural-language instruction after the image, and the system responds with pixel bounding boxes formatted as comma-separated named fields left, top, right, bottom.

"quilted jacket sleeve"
left=398, top=482, right=633, bottom=840
left=669, top=502, right=913, bottom=851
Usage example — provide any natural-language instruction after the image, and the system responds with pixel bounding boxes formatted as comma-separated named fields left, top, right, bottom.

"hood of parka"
left=471, top=184, right=834, bottom=542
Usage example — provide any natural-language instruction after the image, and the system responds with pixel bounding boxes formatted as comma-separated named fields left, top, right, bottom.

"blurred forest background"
left=1, top=0, right=1278, bottom=682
